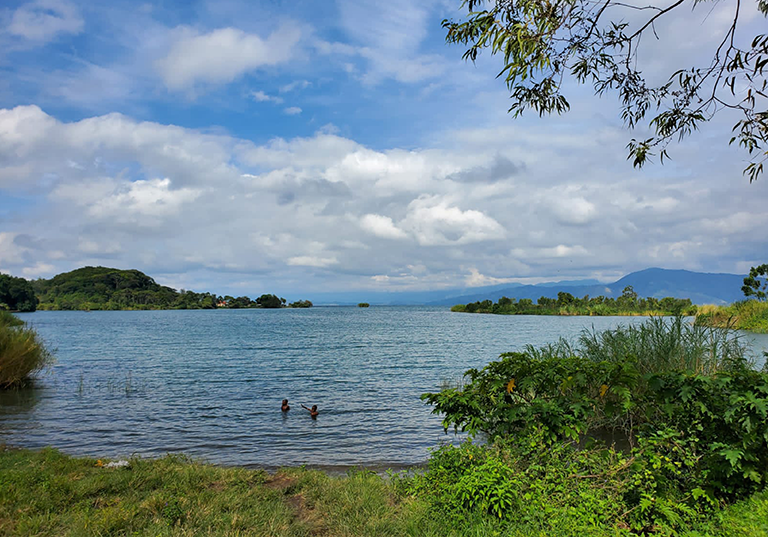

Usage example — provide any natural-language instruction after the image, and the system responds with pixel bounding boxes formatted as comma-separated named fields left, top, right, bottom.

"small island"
left=357, top=302, right=370, bottom=308
left=452, top=286, right=697, bottom=316
left=0, top=267, right=312, bottom=312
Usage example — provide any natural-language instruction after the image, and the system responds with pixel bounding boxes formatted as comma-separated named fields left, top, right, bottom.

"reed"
left=525, top=316, right=748, bottom=375
left=0, top=310, right=23, bottom=328
left=695, top=300, right=768, bottom=333
left=0, top=317, right=53, bottom=388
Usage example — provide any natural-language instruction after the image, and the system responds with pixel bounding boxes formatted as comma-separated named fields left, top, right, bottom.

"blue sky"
left=0, top=0, right=766, bottom=297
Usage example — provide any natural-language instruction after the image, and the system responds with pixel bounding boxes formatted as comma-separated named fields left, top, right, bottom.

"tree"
left=742, top=264, right=768, bottom=300
left=0, top=274, right=38, bottom=312
left=444, top=0, right=768, bottom=181
left=256, top=294, right=284, bottom=308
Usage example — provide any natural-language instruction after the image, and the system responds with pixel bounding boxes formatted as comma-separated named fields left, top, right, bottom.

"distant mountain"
left=302, top=282, right=525, bottom=306
left=427, top=268, right=746, bottom=306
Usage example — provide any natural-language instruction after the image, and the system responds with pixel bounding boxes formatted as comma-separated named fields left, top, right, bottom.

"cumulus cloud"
left=8, top=0, right=83, bottom=42
left=360, top=214, right=408, bottom=240
left=0, top=104, right=766, bottom=293
left=401, top=197, right=506, bottom=246
left=156, top=25, right=301, bottom=90
left=283, top=106, right=302, bottom=115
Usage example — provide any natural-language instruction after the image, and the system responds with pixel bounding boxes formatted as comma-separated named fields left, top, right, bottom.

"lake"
left=2, top=307, right=766, bottom=469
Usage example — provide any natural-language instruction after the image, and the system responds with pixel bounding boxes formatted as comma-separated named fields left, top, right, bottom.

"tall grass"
left=696, top=300, right=768, bottom=334
left=525, top=316, right=749, bottom=375
left=0, top=310, right=23, bottom=328
left=0, top=315, right=53, bottom=388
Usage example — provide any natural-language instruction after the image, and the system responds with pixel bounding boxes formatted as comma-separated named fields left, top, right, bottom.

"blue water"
left=1, top=307, right=766, bottom=468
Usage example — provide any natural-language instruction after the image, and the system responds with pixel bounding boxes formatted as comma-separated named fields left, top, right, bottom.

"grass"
left=0, top=446, right=766, bottom=537
left=0, top=311, right=23, bottom=328
left=695, top=300, right=768, bottom=333
left=524, top=316, right=749, bottom=375
left=0, top=314, right=53, bottom=389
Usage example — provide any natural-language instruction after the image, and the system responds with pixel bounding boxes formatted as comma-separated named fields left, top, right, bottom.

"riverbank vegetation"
left=696, top=301, right=768, bottom=334
left=2, top=442, right=766, bottom=536
left=419, top=317, right=768, bottom=535
left=0, top=311, right=53, bottom=388
left=452, top=286, right=696, bottom=317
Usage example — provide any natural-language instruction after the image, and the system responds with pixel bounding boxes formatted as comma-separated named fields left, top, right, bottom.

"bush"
left=421, top=318, right=768, bottom=532
left=0, top=318, right=53, bottom=388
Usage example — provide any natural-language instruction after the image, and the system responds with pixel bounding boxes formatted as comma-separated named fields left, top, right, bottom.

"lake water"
left=2, top=307, right=767, bottom=469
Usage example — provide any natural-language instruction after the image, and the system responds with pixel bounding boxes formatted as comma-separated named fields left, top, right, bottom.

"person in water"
left=301, top=404, right=319, bottom=418
left=281, top=399, right=290, bottom=412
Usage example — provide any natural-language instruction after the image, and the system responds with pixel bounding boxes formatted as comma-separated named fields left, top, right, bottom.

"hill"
left=33, top=267, right=218, bottom=310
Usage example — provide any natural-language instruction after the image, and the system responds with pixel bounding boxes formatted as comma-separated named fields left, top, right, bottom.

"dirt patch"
left=264, top=473, right=326, bottom=535
left=264, top=472, right=297, bottom=491
left=286, top=493, right=325, bottom=536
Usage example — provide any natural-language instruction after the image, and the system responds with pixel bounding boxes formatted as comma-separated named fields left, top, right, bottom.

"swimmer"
left=281, top=399, right=290, bottom=412
left=301, top=404, right=319, bottom=419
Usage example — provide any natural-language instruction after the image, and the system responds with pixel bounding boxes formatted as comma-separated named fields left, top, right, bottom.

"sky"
left=0, top=0, right=766, bottom=297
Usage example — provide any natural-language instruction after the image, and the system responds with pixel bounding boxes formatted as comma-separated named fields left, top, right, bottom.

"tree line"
left=452, top=286, right=697, bottom=316
left=0, top=267, right=312, bottom=312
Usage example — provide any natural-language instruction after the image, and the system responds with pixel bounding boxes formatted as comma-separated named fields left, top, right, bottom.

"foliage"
left=444, top=0, right=768, bottom=181
left=695, top=300, right=768, bottom=333
left=33, top=266, right=218, bottom=311
left=2, top=443, right=768, bottom=536
left=406, top=435, right=631, bottom=531
left=0, top=316, right=53, bottom=388
left=533, top=316, right=750, bottom=375
left=742, top=264, right=768, bottom=300
left=256, top=294, right=286, bottom=308
left=422, top=319, right=768, bottom=523
left=358, top=302, right=370, bottom=307
left=453, top=287, right=696, bottom=316
left=0, top=273, right=38, bottom=312
left=0, top=310, right=24, bottom=328
left=288, top=300, right=313, bottom=308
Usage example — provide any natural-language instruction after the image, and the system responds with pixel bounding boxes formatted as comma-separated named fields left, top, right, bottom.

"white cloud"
left=401, top=197, right=506, bottom=246
left=1, top=105, right=766, bottom=292
left=464, top=268, right=515, bottom=287
left=156, top=25, right=301, bottom=90
left=9, top=0, right=83, bottom=42
left=360, top=214, right=408, bottom=240
left=280, top=80, right=311, bottom=93
left=251, top=91, right=284, bottom=104
left=21, top=261, right=55, bottom=277
left=283, top=106, right=302, bottom=115
left=287, top=256, right=338, bottom=267
left=0, top=233, right=28, bottom=266
left=550, top=194, right=597, bottom=225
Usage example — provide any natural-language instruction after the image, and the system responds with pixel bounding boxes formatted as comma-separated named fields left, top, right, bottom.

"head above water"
left=282, top=399, right=288, bottom=405
left=311, top=405, right=317, bottom=412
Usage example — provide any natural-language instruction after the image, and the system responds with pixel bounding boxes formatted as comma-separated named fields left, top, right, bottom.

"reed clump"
left=696, top=300, right=768, bottom=334
left=525, top=315, right=748, bottom=375
left=0, top=313, right=53, bottom=388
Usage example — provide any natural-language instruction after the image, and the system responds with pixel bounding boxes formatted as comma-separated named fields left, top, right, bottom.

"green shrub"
left=0, top=319, right=53, bottom=388
left=421, top=318, right=768, bottom=533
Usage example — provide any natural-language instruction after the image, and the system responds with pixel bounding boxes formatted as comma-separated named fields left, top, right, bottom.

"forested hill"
left=32, top=267, right=218, bottom=310
left=29, top=266, right=302, bottom=311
